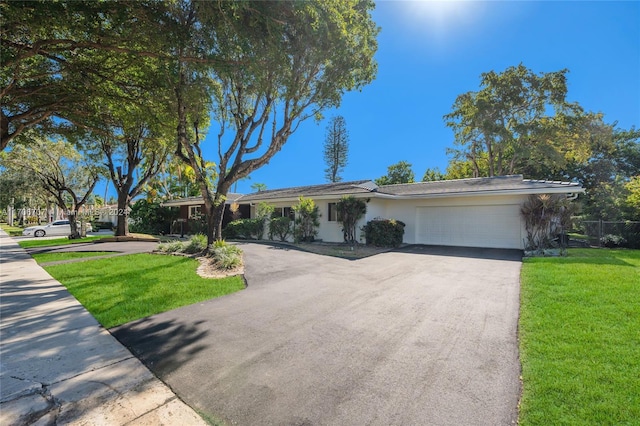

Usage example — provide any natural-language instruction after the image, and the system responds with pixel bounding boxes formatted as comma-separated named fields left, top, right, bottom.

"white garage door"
left=415, top=205, right=523, bottom=249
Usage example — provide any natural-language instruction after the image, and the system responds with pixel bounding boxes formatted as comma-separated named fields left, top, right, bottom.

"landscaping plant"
left=129, top=199, right=178, bottom=235
left=362, top=219, right=405, bottom=247
left=336, top=196, right=367, bottom=244
left=292, top=196, right=320, bottom=242
left=183, top=233, right=208, bottom=254
left=255, top=202, right=275, bottom=239
left=223, top=219, right=264, bottom=240
left=159, top=240, right=185, bottom=253
left=269, top=217, right=292, bottom=242
left=521, top=194, right=575, bottom=252
left=209, top=240, right=243, bottom=270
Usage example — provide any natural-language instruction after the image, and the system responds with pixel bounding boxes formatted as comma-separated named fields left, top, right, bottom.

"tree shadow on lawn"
left=110, top=318, right=210, bottom=376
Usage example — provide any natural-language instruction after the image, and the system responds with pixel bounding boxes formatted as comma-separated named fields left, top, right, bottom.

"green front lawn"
left=32, top=251, right=113, bottom=264
left=519, top=249, right=640, bottom=425
left=18, top=236, right=103, bottom=249
left=1, top=222, right=24, bottom=236
left=44, top=253, right=245, bottom=328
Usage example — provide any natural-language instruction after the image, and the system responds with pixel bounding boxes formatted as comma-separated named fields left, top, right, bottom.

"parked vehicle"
left=22, top=220, right=92, bottom=237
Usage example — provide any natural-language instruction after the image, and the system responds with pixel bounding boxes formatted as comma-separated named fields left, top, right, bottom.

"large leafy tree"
left=77, top=76, right=174, bottom=236
left=0, top=160, right=50, bottom=223
left=3, top=1, right=379, bottom=245
left=375, top=161, right=415, bottom=185
left=570, top=125, right=640, bottom=220
left=86, top=123, right=171, bottom=236
left=2, top=137, right=99, bottom=237
left=0, top=1, right=163, bottom=150
left=170, top=1, right=378, bottom=243
left=444, top=64, right=590, bottom=178
left=323, top=116, right=350, bottom=182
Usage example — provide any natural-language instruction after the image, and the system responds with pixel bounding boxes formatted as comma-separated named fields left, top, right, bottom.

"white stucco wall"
left=250, top=197, right=373, bottom=243
left=249, top=194, right=531, bottom=248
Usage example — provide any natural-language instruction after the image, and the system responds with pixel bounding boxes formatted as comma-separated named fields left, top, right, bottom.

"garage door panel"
left=416, top=205, right=522, bottom=249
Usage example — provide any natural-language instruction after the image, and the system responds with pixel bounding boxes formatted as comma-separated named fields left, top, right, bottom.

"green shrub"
left=209, top=240, right=243, bottom=270
left=92, top=221, right=114, bottom=231
left=363, top=219, right=405, bottom=247
left=256, top=202, right=275, bottom=220
left=292, top=196, right=320, bottom=242
left=129, top=199, right=178, bottom=235
left=269, top=217, right=292, bottom=241
left=183, top=234, right=208, bottom=254
left=223, top=218, right=264, bottom=239
left=600, top=234, right=627, bottom=248
left=160, top=240, right=185, bottom=253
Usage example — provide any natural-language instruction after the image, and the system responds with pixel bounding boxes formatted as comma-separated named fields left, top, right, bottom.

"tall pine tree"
left=323, top=116, right=349, bottom=182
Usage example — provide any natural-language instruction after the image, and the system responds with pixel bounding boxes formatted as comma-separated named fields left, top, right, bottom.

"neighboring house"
left=162, top=193, right=249, bottom=234
left=238, top=175, right=584, bottom=250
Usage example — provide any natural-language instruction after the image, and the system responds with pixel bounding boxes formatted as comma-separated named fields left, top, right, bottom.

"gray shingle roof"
left=163, top=175, right=584, bottom=206
left=377, top=175, right=583, bottom=196
left=161, top=192, right=244, bottom=207
left=238, top=180, right=377, bottom=202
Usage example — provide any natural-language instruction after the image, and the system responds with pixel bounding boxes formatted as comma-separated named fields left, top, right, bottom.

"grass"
left=567, top=232, right=590, bottom=241
left=44, top=253, right=245, bottom=328
left=32, top=251, right=113, bottom=264
left=18, top=236, right=103, bottom=249
left=1, top=222, right=24, bottom=236
left=519, top=248, right=640, bottom=425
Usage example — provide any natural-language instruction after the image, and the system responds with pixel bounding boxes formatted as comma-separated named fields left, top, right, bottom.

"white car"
left=22, top=220, right=92, bottom=237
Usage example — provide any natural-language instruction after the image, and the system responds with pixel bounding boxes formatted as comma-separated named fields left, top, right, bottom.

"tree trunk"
left=211, top=201, right=225, bottom=242
left=68, top=211, right=81, bottom=239
left=212, top=181, right=232, bottom=242
left=115, top=193, right=130, bottom=236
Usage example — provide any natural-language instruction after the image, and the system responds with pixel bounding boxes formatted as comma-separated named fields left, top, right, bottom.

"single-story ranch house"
left=164, top=175, right=584, bottom=250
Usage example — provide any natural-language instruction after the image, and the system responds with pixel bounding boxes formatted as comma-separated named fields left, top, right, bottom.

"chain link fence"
left=574, top=219, right=640, bottom=248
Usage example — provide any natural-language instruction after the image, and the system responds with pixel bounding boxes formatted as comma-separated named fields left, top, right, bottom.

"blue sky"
left=95, top=1, right=639, bottom=199
left=223, top=0, right=639, bottom=194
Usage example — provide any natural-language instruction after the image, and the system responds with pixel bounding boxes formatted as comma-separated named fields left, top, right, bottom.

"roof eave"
left=239, top=192, right=374, bottom=204
left=374, top=186, right=585, bottom=199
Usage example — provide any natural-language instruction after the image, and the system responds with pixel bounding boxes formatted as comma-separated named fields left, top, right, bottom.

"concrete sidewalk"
left=0, top=230, right=206, bottom=425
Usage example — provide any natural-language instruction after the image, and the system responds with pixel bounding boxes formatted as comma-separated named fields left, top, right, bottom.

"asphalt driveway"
left=111, top=243, right=522, bottom=425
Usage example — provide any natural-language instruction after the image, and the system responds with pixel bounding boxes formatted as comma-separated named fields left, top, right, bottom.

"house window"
left=273, top=207, right=294, bottom=219
left=189, top=205, right=202, bottom=218
left=328, top=203, right=338, bottom=222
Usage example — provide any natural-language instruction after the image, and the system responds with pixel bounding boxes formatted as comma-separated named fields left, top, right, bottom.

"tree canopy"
left=169, top=1, right=379, bottom=242
left=443, top=64, right=639, bottom=220
left=2, top=136, right=99, bottom=237
left=422, top=167, right=445, bottom=182
left=375, top=161, right=415, bottom=185
left=444, top=64, right=589, bottom=178
left=0, top=1, right=166, bottom=150
left=2, top=1, right=379, bottom=243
